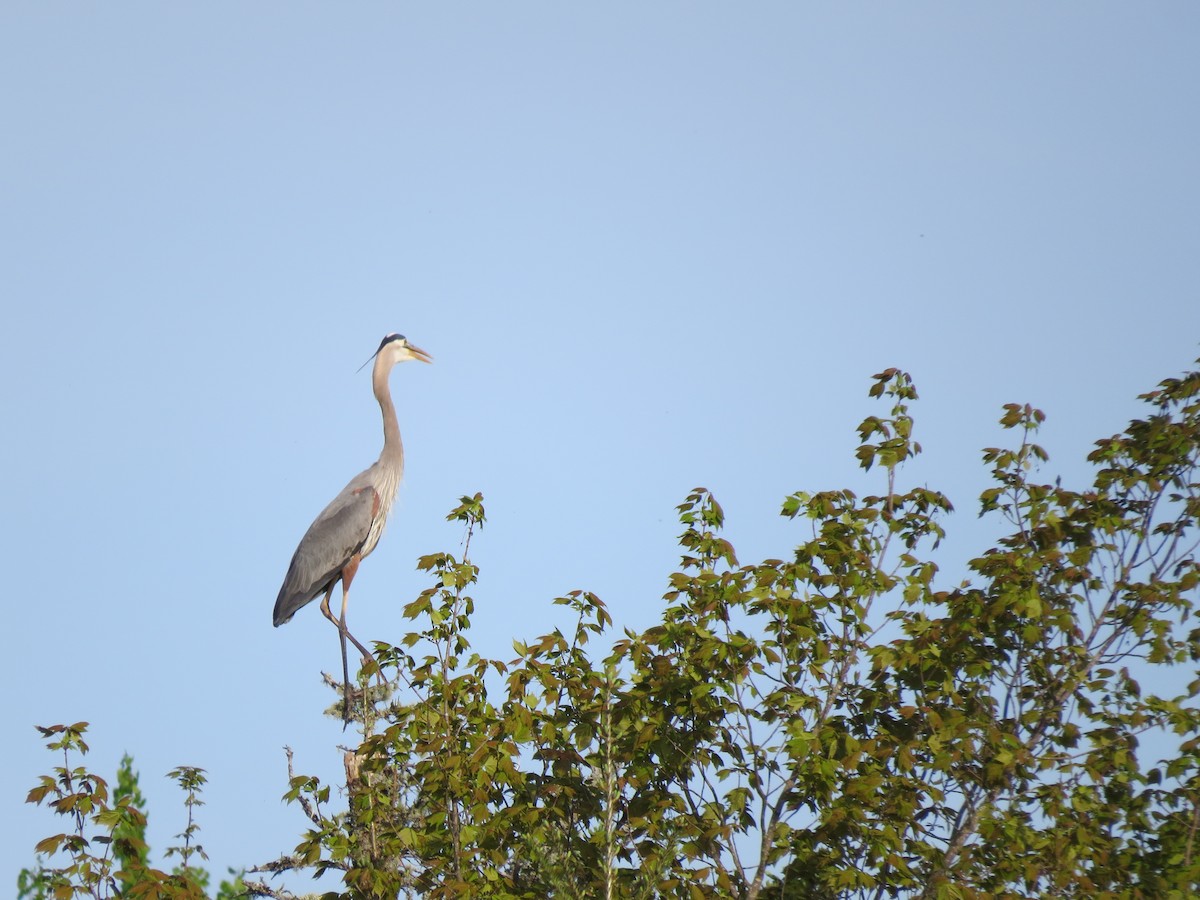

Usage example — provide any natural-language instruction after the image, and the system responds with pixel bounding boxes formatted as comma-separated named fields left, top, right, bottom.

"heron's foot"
left=337, top=681, right=361, bottom=729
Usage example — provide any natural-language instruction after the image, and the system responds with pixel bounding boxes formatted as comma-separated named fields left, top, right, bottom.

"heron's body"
left=272, top=457, right=401, bottom=626
left=274, top=333, right=431, bottom=722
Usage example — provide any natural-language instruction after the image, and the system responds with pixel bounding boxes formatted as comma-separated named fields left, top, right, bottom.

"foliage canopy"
left=25, top=361, right=1200, bottom=899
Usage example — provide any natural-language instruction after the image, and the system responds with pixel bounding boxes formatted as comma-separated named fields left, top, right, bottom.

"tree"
left=21, top=725, right=247, bottom=899
left=29, top=359, right=1200, bottom=898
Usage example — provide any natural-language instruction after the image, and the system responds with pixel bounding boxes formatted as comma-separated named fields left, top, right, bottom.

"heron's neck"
left=373, top=363, right=405, bottom=467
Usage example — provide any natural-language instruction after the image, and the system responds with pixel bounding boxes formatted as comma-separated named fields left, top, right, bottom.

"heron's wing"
left=273, top=482, right=378, bottom=626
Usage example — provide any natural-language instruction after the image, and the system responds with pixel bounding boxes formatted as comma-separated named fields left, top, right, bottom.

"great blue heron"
left=274, top=333, right=432, bottom=723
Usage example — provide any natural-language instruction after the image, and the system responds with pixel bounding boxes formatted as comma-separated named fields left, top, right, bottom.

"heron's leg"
left=319, top=583, right=353, bottom=725
left=337, top=556, right=375, bottom=665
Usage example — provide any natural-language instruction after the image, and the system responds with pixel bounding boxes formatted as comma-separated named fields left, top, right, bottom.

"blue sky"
left=2, top=4, right=1198, bottom=893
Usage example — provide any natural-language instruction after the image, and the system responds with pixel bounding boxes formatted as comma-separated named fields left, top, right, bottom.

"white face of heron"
left=378, top=334, right=433, bottom=367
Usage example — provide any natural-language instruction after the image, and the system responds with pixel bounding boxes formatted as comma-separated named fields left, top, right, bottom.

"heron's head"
left=368, top=333, right=433, bottom=370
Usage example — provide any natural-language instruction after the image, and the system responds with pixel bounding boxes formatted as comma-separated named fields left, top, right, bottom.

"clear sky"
left=2, top=3, right=1198, bottom=894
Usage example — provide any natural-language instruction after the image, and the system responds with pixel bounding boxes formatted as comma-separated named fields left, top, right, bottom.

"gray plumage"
left=273, top=474, right=384, bottom=626
left=273, top=333, right=431, bottom=723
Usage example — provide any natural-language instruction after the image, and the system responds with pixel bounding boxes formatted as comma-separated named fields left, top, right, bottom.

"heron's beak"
left=408, top=344, right=433, bottom=364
